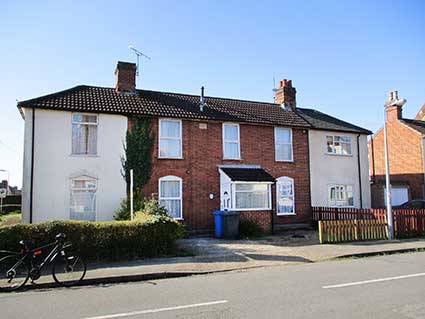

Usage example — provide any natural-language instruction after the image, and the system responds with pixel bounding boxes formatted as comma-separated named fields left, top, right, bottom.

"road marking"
left=82, top=300, right=229, bottom=319
left=323, top=272, right=425, bottom=289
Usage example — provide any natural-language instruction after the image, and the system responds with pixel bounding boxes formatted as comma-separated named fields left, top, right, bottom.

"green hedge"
left=0, top=215, right=184, bottom=261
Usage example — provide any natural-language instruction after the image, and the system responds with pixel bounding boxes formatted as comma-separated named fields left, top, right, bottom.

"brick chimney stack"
left=385, top=90, right=402, bottom=122
left=274, top=79, right=296, bottom=110
left=115, top=61, right=137, bottom=93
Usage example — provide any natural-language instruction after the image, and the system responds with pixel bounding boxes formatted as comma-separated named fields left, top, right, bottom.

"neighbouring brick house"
left=18, top=61, right=371, bottom=232
left=369, top=91, right=425, bottom=208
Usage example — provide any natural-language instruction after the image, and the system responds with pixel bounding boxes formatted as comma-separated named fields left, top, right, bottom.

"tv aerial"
left=128, top=44, right=151, bottom=76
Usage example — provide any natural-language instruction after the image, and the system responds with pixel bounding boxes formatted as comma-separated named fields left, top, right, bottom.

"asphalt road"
left=2, top=252, right=425, bottom=319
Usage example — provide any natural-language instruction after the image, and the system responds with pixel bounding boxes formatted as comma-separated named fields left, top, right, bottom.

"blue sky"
left=1, top=0, right=424, bottom=187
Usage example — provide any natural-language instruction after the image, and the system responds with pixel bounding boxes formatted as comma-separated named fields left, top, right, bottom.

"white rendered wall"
left=309, top=130, right=371, bottom=208
left=21, top=109, right=127, bottom=223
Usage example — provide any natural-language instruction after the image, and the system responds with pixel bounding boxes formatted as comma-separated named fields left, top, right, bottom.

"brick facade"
left=139, top=118, right=311, bottom=232
left=369, top=103, right=425, bottom=207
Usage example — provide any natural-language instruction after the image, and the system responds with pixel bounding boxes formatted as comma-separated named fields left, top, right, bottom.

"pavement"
left=16, top=230, right=425, bottom=290
left=4, top=252, right=425, bottom=318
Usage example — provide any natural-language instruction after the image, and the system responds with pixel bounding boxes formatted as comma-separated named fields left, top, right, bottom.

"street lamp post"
left=384, top=91, right=406, bottom=240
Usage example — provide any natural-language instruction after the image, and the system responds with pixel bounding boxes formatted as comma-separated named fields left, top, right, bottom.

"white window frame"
left=326, top=135, right=352, bottom=156
left=158, top=119, right=183, bottom=159
left=71, top=113, right=98, bottom=155
left=70, top=176, right=97, bottom=221
left=222, top=123, right=241, bottom=160
left=328, top=184, right=354, bottom=207
left=274, top=127, right=293, bottom=162
left=158, top=175, right=183, bottom=220
left=276, top=176, right=295, bottom=215
left=231, top=181, right=272, bottom=211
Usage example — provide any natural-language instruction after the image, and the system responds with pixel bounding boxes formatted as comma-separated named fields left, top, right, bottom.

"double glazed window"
left=70, top=177, right=97, bottom=221
left=326, top=135, right=352, bottom=155
left=159, top=176, right=183, bottom=219
left=72, top=114, right=98, bottom=155
left=159, top=119, right=182, bottom=158
left=275, top=128, right=293, bottom=161
left=233, top=183, right=271, bottom=210
left=328, top=185, right=354, bottom=207
left=276, top=177, right=295, bottom=215
left=223, top=124, right=241, bottom=159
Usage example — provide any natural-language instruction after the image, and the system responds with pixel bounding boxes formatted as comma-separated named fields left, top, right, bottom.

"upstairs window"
left=328, top=185, right=354, bottom=207
left=326, top=135, right=352, bottom=155
left=223, top=123, right=240, bottom=159
left=70, top=177, right=97, bottom=221
left=159, top=176, right=183, bottom=219
left=159, top=119, right=182, bottom=158
left=275, top=128, right=293, bottom=161
left=72, top=114, right=98, bottom=155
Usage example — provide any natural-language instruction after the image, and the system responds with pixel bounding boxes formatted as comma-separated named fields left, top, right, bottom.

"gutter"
left=357, top=134, right=363, bottom=209
left=29, top=107, right=35, bottom=224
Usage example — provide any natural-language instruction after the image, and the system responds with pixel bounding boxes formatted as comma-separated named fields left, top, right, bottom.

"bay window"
left=159, top=176, right=183, bottom=219
left=159, top=119, right=182, bottom=158
left=233, top=183, right=271, bottom=210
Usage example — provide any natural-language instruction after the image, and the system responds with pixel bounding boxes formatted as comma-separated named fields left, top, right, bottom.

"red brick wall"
left=369, top=113, right=424, bottom=207
left=139, top=118, right=311, bottom=231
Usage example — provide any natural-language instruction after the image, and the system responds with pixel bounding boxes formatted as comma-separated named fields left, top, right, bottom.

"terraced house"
left=18, top=61, right=371, bottom=232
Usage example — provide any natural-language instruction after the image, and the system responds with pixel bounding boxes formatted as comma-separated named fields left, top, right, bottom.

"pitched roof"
left=220, top=167, right=275, bottom=182
left=17, top=85, right=310, bottom=128
left=401, top=118, right=425, bottom=134
left=297, top=108, right=372, bottom=135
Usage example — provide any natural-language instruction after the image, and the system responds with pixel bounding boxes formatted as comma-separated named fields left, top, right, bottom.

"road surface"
left=2, top=252, right=425, bottom=318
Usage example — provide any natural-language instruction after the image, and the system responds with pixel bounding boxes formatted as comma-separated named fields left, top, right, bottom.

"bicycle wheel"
left=52, top=255, right=86, bottom=287
left=0, top=255, right=30, bottom=292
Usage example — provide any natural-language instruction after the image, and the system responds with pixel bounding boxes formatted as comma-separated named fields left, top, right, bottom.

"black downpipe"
left=29, top=107, right=35, bottom=224
left=357, top=134, right=363, bottom=209
left=270, top=182, right=275, bottom=235
left=371, top=137, right=376, bottom=182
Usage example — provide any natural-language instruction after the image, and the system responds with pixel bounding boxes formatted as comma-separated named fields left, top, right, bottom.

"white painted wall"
left=308, top=130, right=371, bottom=208
left=22, top=109, right=127, bottom=223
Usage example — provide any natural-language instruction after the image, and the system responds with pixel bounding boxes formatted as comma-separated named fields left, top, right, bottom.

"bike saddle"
left=19, top=240, right=33, bottom=249
left=55, top=233, right=66, bottom=241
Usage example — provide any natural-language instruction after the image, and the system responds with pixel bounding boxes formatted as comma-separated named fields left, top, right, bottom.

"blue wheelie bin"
left=213, top=210, right=240, bottom=239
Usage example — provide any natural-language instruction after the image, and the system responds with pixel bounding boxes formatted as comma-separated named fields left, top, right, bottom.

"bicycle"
left=0, top=233, right=86, bottom=292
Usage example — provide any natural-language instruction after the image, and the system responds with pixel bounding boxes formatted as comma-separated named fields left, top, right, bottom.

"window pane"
left=235, top=191, right=268, bottom=209
left=72, top=114, right=97, bottom=123
left=161, top=121, right=180, bottom=138
left=327, top=136, right=334, bottom=153
left=278, top=197, right=294, bottom=214
left=276, top=144, right=292, bottom=161
left=275, top=128, right=291, bottom=143
left=160, top=199, right=181, bottom=219
left=236, top=184, right=268, bottom=191
left=224, top=125, right=238, bottom=140
left=160, top=180, right=180, bottom=198
left=72, top=124, right=97, bottom=155
left=342, top=142, right=351, bottom=155
left=224, top=142, right=239, bottom=158
left=159, top=139, right=181, bottom=158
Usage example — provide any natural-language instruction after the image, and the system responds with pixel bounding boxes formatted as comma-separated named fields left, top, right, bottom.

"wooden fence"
left=313, top=206, right=425, bottom=239
left=318, top=219, right=389, bottom=243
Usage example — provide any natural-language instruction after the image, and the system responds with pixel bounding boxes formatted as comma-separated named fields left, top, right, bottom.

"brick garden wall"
left=139, top=118, right=311, bottom=231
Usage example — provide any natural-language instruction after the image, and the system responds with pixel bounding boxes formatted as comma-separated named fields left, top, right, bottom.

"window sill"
left=70, top=154, right=99, bottom=158
left=173, top=218, right=184, bottom=221
left=276, top=213, right=296, bottom=216
left=223, top=158, right=242, bottom=161
left=232, top=208, right=271, bottom=212
left=275, top=159, right=294, bottom=163
left=325, top=153, right=353, bottom=157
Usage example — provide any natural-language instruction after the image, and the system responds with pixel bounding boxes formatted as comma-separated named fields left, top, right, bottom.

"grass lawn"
left=0, top=212, right=21, bottom=226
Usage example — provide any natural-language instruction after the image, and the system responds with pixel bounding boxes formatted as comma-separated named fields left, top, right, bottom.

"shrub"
left=114, top=194, right=166, bottom=220
left=239, top=219, right=263, bottom=238
left=113, top=197, right=144, bottom=220
left=0, top=216, right=184, bottom=261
